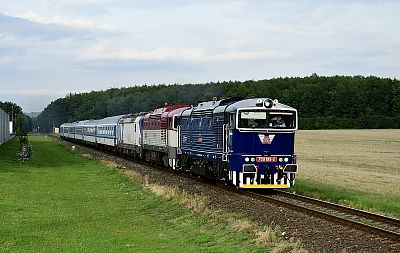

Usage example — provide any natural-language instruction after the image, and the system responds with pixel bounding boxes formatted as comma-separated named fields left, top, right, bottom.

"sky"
left=0, top=0, right=399, bottom=112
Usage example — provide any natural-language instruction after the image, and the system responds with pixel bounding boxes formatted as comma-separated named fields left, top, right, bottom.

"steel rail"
left=274, top=190, right=400, bottom=228
left=243, top=191, right=400, bottom=242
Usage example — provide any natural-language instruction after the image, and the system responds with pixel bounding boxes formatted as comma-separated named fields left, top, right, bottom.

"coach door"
left=222, top=113, right=233, bottom=162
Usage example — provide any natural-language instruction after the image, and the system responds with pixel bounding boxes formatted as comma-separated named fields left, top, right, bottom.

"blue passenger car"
left=95, top=115, right=127, bottom=147
left=178, top=98, right=298, bottom=189
left=61, top=115, right=127, bottom=148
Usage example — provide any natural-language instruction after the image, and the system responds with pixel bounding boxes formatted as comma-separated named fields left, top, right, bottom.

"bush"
left=17, top=136, right=32, bottom=161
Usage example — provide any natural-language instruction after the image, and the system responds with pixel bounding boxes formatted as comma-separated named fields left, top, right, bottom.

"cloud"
left=0, top=11, right=119, bottom=42
left=81, top=42, right=291, bottom=63
left=0, top=12, right=83, bottom=41
left=1, top=0, right=400, bottom=112
left=13, top=11, right=119, bottom=33
left=0, top=89, right=67, bottom=96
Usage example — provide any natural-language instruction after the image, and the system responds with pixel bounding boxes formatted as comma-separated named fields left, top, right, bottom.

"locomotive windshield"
left=237, top=110, right=296, bottom=130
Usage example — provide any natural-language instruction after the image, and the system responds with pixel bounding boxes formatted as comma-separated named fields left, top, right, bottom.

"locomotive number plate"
left=256, top=156, right=277, bottom=162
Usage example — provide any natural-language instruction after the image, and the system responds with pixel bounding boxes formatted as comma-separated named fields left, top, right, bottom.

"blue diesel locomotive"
left=178, top=98, right=298, bottom=188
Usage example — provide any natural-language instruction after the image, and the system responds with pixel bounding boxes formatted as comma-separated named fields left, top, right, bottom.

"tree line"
left=35, top=75, right=400, bottom=132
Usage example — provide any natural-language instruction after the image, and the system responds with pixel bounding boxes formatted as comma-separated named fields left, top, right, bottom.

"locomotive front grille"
left=230, top=169, right=295, bottom=189
left=283, top=164, right=298, bottom=173
left=243, top=164, right=257, bottom=173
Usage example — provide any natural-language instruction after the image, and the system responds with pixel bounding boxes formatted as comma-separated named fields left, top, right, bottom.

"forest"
left=35, top=75, right=400, bottom=132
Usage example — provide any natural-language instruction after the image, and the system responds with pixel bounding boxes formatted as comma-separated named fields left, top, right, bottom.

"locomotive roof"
left=162, top=106, right=190, bottom=119
left=62, top=114, right=128, bottom=127
left=223, top=98, right=296, bottom=113
left=144, top=104, right=188, bottom=119
left=181, top=97, right=243, bottom=117
left=180, top=98, right=296, bottom=117
left=95, top=114, right=128, bottom=125
left=119, top=114, right=137, bottom=124
left=193, top=97, right=243, bottom=111
left=60, top=122, right=76, bottom=127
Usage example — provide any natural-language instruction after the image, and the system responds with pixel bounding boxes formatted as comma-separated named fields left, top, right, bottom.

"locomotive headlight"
left=279, top=157, right=283, bottom=162
left=245, top=157, right=250, bottom=162
left=284, top=157, right=289, bottom=162
left=264, top=99, right=274, bottom=108
left=251, top=157, right=255, bottom=162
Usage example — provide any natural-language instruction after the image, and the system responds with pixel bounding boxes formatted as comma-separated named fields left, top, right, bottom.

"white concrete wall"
left=0, top=108, right=10, bottom=145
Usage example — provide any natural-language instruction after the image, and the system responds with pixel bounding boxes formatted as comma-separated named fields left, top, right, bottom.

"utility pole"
left=11, top=105, right=14, bottom=134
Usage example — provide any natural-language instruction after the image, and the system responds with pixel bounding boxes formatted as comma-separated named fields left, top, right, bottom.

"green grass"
left=0, top=136, right=264, bottom=252
left=291, top=179, right=400, bottom=218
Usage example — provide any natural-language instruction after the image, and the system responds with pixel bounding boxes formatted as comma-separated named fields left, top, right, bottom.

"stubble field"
left=294, top=129, right=400, bottom=217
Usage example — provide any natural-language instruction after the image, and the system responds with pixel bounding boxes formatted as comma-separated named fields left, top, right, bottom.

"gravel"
left=58, top=137, right=400, bottom=253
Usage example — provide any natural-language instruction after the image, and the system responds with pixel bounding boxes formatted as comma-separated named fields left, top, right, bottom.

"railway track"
left=243, top=189, right=400, bottom=242
left=138, top=161, right=400, bottom=242
left=58, top=136, right=400, bottom=242
left=141, top=159, right=400, bottom=242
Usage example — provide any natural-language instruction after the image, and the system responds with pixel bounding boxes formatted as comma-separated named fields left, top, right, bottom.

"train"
left=60, top=97, right=298, bottom=189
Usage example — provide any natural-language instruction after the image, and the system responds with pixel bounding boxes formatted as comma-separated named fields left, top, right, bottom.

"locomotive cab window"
left=238, top=110, right=296, bottom=130
left=229, top=113, right=235, bottom=129
left=168, top=118, right=173, bottom=129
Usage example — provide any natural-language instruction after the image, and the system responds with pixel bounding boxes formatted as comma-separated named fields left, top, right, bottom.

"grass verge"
left=101, top=155, right=306, bottom=252
left=0, top=135, right=305, bottom=252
